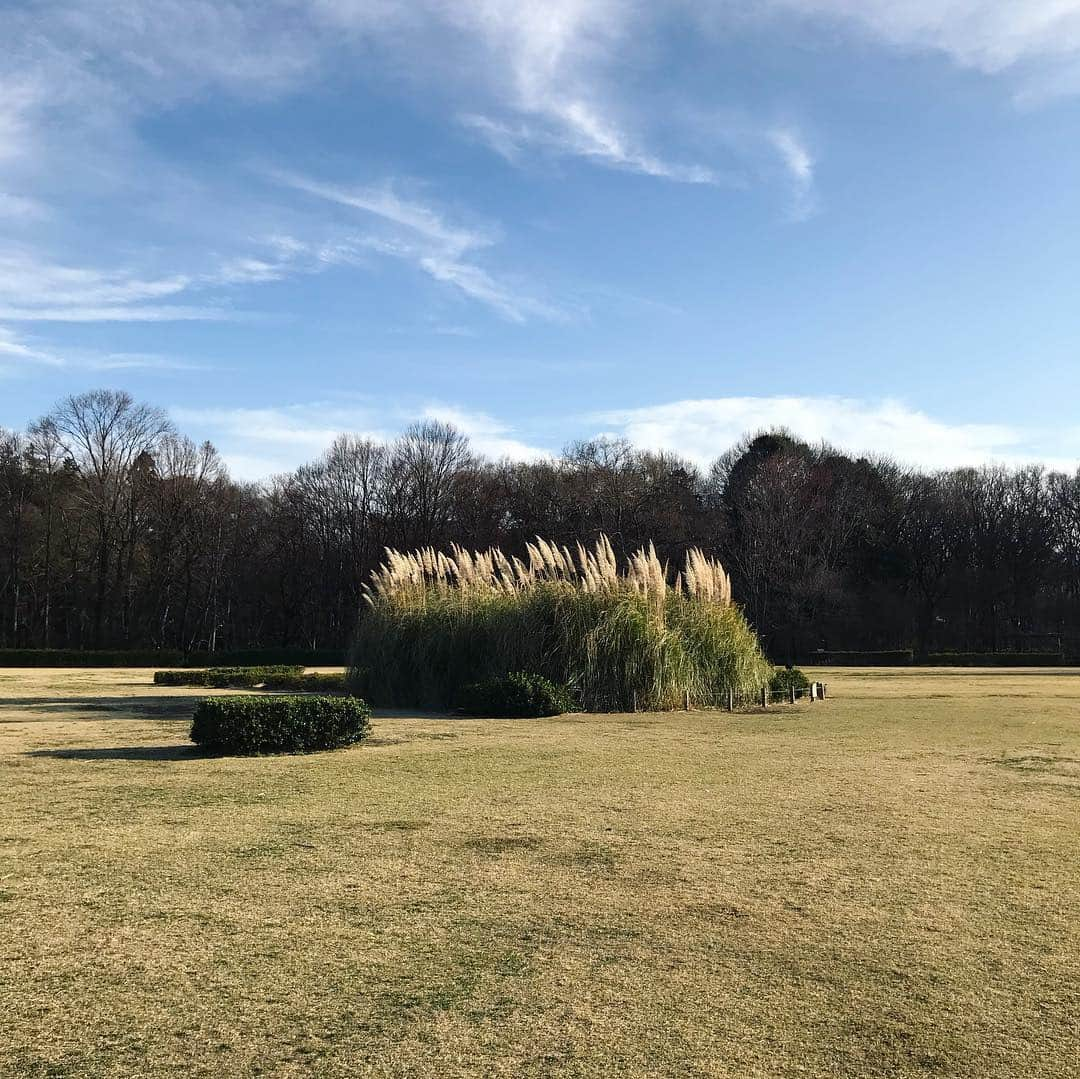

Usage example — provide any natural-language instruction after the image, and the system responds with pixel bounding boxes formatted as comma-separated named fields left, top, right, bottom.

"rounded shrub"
left=190, top=694, right=372, bottom=755
left=457, top=672, right=575, bottom=717
left=769, top=666, right=811, bottom=697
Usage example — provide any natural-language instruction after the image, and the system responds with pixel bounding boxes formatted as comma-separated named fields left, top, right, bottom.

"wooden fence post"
left=789, top=684, right=796, bottom=704
left=726, top=687, right=734, bottom=712
left=684, top=689, right=690, bottom=711
left=809, top=682, right=817, bottom=702
left=761, top=685, right=768, bottom=709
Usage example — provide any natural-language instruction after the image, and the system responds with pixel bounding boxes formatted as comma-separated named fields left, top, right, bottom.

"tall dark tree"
left=46, top=390, right=172, bottom=645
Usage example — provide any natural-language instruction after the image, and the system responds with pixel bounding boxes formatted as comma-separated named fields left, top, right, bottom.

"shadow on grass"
left=26, top=744, right=198, bottom=761
left=0, top=695, right=194, bottom=723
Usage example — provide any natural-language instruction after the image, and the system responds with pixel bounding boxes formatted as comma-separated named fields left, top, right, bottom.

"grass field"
left=2, top=667, right=1078, bottom=1078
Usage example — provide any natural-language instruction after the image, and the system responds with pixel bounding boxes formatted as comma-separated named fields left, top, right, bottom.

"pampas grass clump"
left=348, top=535, right=771, bottom=712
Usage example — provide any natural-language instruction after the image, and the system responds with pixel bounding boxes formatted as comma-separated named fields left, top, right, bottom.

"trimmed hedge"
left=457, top=672, right=575, bottom=717
left=154, top=665, right=305, bottom=688
left=0, top=649, right=185, bottom=668
left=0, top=648, right=345, bottom=668
left=185, top=648, right=345, bottom=667
left=154, top=669, right=206, bottom=686
left=923, top=652, right=1064, bottom=667
left=190, top=694, right=372, bottom=755
left=804, top=650, right=914, bottom=666
left=769, top=666, right=811, bottom=697
left=262, top=670, right=349, bottom=693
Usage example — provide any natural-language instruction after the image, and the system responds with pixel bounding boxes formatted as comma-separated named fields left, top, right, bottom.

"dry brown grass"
left=2, top=667, right=1078, bottom=1078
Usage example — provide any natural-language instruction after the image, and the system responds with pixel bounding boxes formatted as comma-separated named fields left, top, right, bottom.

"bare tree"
left=48, top=390, right=172, bottom=645
left=386, top=421, right=476, bottom=547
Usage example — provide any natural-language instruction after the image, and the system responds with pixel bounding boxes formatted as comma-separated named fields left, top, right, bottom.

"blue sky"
left=2, top=1, right=1080, bottom=478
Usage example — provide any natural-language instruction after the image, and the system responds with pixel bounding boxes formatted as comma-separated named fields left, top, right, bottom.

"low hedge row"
left=0, top=649, right=186, bottom=667
left=456, top=672, right=575, bottom=717
left=923, top=652, right=1064, bottom=667
left=0, top=648, right=344, bottom=668
left=185, top=648, right=345, bottom=667
left=262, top=670, right=349, bottom=692
left=802, top=650, right=915, bottom=666
left=191, top=694, right=372, bottom=755
left=154, top=665, right=305, bottom=688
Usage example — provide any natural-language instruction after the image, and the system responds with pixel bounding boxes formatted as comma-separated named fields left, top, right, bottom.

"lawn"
left=1, top=667, right=1078, bottom=1078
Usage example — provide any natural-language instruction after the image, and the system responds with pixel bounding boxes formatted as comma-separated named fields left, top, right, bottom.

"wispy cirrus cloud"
left=460, top=111, right=722, bottom=185
left=426, top=1, right=727, bottom=185
left=0, top=0, right=820, bottom=361
left=0, top=323, right=200, bottom=376
left=759, top=1, right=1080, bottom=100
left=0, top=239, right=358, bottom=323
left=276, top=171, right=563, bottom=322
left=768, top=128, right=816, bottom=220
left=0, top=251, right=236, bottom=323
left=274, top=173, right=495, bottom=255
left=0, top=325, right=63, bottom=368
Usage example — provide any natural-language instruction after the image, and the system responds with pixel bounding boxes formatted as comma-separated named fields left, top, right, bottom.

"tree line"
left=2, top=389, right=1078, bottom=660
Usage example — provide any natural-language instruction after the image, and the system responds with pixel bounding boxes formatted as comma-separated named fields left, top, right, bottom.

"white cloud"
left=0, top=304, right=232, bottom=323
left=420, top=404, right=550, bottom=461
left=169, top=394, right=1080, bottom=482
left=278, top=171, right=562, bottom=321
left=0, top=251, right=240, bottom=322
left=0, top=324, right=199, bottom=374
left=0, top=0, right=823, bottom=368
left=762, top=1, right=1080, bottom=97
left=313, top=1, right=733, bottom=184
left=173, top=399, right=549, bottom=479
left=172, top=403, right=392, bottom=479
left=173, top=404, right=380, bottom=450
left=0, top=242, right=343, bottom=322
left=0, top=252, right=191, bottom=307
left=275, top=173, right=494, bottom=256
left=461, top=110, right=721, bottom=184
left=416, top=255, right=561, bottom=323
left=767, top=128, right=816, bottom=219
left=592, top=396, right=1079, bottom=472
left=0, top=326, right=63, bottom=368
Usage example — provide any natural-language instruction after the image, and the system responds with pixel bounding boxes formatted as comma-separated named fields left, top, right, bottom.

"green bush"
left=769, top=666, right=811, bottom=697
left=154, top=665, right=305, bottom=688
left=190, top=694, right=372, bottom=755
left=457, top=672, right=575, bottom=717
left=154, top=669, right=207, bottom=686
left=262, top=670, right=349, bottom=692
